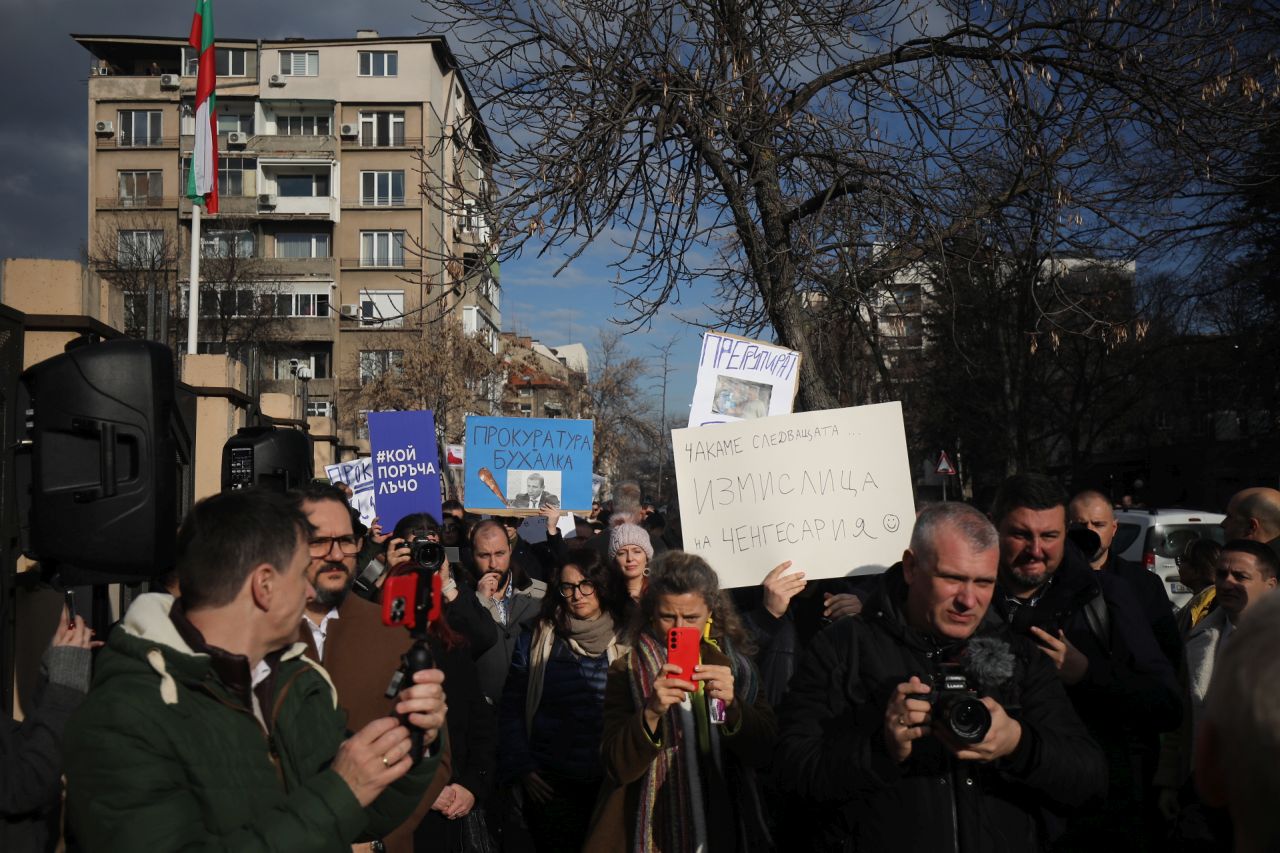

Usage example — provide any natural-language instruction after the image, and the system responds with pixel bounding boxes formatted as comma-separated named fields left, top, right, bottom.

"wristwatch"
left=370, top=841, right=386, bottom=853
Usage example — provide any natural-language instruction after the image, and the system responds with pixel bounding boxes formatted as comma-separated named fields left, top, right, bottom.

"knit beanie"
left=609, top=523, right=654, bottom=561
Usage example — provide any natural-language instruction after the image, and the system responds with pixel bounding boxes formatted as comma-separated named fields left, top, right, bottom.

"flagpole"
left=187, top=204, right=201, bottom=355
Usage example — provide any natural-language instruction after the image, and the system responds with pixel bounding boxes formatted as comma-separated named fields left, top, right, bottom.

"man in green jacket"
left=64, top=488, right=447, bottom=852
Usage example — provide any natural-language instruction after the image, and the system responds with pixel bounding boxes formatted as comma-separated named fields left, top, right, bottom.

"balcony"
left=340, top=257, right=423, bottom=271
left=249, top=134, right=338, bottom=157
left=96, top=135, right=180, bottom=150
left=96, top=196, right=180, bottom=211
left=339, top=137, right=424, bottom=151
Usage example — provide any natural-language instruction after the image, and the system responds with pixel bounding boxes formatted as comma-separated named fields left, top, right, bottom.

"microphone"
left=962, top=637, right=1016, bottom=693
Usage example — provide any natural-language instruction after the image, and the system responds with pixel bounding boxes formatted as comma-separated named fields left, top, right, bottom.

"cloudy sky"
left=0, top=0, right=709, bottom=414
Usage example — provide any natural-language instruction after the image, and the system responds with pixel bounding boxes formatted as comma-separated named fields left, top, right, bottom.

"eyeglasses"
left=558, top=580, right=596, bottom=599
left=308, top=535, right=361, bottom=557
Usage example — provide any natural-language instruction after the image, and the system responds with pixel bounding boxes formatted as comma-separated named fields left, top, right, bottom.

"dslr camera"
left=929, top=662, right=992, bottom=745
left=408, top=539, right=444, bottom=571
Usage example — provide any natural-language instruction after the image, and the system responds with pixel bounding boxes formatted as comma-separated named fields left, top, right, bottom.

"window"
left=201, top=229, right=254, bottom=258
left=118, top=170, right=163, bottom=206
left=275, top=232, right=330, bottom=258
left=275, top=290, right=330, bottom=318
left=359, top=111, right=404, bottom=147
left=280, top=51, right=318, bottom=76
left=358, top=290, right=404, bottom=328
left=219, top=156, right=252, bottom=196
left=278, top=114, right=331, bottom=136
left=358, top=51, right=398, bottom=76
left=198, top=287, right=259, bottom=318
left=360, top=231, right=405, bottom=267
left=217, top=110, right=253, bottom=134
left=306, top=400, right=332, bottom=418
left=519, top=403, right=532, bottom=416
left=119, top=110, right=162, bottom=147
left=276, top=173, right=329, bottom=197
left=183, top=47, right=249, bottom=77
left=359, top=350, right=403, bottom=385
left=117, top=230, right=165, bottom=264
left=360, top=171, right=405, bottom=206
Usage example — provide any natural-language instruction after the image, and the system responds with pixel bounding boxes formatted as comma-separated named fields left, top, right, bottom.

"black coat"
left=1102, top=554, right=1183, bottom=671
left=775, top=566, right=1106, bottom=853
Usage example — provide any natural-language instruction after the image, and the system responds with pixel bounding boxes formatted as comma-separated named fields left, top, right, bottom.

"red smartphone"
left=666, top=627, right=701, bottom=686
left=381, top=571, right=444, bottom=629
left=382, top=573, right=418, bottom=628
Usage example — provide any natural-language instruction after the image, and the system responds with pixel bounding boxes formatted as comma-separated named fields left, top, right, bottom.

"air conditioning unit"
left=268, top=74, right=284, bottom=87
left=340, top=303, right=360, bottom=320
left=94, top=120, right=114, bottom=135
left=339, top=123, right=357, bottom=138
left=93, top=66, right=111, bottom=76
left=159, top=73, right=180, bottom=89
left=226, top=131, right=248, bottom=146
left=258, top=193, right=277, bottom=208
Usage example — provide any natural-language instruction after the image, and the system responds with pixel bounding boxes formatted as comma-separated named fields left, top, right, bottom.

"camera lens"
left=941, top=696, right=992, bottom=744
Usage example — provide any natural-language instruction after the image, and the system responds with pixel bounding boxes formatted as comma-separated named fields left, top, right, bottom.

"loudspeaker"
left=17, top=339, right=178, bottom=583
left=221, top=425, right=312, bottom=493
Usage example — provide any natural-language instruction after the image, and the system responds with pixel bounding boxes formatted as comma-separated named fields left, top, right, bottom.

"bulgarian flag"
left=186, top=0, right=218, bottom=213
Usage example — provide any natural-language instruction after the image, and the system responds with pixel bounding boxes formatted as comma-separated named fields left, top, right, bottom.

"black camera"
left=408, top=539, right=444, bottom=570
left=930, top=663, right=992, bottom=745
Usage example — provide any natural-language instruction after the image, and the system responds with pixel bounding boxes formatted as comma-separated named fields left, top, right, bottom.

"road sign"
left=936, top=451, right=956, bottom=475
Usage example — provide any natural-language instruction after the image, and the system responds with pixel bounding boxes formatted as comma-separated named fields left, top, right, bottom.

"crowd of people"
left=4, top=475, right=1280, bottom=852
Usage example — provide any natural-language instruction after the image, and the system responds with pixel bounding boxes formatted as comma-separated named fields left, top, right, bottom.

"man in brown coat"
left=295, top=484, right=449, bottom=853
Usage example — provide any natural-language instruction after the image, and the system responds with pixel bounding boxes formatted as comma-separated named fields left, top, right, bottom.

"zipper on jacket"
left=263, top=666, right=313, bottom=792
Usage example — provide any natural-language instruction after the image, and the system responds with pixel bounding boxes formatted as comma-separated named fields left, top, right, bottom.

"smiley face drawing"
left=882, top=514, right=901, bottom=534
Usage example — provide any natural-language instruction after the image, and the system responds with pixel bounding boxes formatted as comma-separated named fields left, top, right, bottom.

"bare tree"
left=87, top=212, right=180, bottom=343
left=423, top=0, right=1278, bottom=409
left=584, top=330, right=659, bottom=482
left=187, top=218, right=293, bottom=359
left=344, top=314, right=507, bottom=493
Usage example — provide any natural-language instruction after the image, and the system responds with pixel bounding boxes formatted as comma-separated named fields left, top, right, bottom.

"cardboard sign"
left=673, top=402, right=916, bottom=588
left=688, top=332, right=802, bottom=427
left=463, top=416, right=594, bottom=514
left=324, top=457, right=376, bottom=527
left=445, top=444, right=464, bottom=467
left=367, top=410, right=443, bottom=530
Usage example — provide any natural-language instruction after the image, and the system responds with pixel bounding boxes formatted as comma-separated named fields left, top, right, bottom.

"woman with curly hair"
left=585, top=551, right=775, bottom=852
left=499, top=548, right=630, bottom=852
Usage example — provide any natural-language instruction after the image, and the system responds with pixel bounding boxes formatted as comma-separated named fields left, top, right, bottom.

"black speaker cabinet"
left=17, top=339, right=178, bottom=583
left=0, top=302, right=23, bottom=716
left=221, top=425, right=312, bottom=493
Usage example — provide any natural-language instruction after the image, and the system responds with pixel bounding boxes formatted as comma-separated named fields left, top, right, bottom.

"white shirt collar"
left=303, top=607, right=341, bottom=659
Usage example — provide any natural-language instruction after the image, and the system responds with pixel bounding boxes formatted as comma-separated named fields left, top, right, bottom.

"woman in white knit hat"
left=609, top=523, right=653, bottom=602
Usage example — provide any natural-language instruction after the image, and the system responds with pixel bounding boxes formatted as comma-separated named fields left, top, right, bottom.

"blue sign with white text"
left=367, top=410, right=443, bottom=530
left=463, top=417, right=594, bottom=514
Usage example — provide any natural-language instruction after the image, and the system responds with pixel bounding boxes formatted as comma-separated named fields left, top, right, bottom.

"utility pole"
left=651, top=335, right=678, bottom=505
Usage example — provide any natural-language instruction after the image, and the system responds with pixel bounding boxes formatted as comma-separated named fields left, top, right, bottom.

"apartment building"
left=73, top=30, right=500, bottom=452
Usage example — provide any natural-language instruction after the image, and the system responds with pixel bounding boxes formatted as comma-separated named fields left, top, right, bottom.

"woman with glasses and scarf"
left=585, top=551, right=776, bottom=853
left=498, top=548, right=629, bottom=852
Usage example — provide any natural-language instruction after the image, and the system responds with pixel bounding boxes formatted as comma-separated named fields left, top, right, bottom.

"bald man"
left=1221, top=487, right=1280, bottom=557
left=1069, top=490, right=1180, bottom=669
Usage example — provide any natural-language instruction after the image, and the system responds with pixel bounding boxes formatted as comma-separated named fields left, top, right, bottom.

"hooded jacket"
left=64, top=594, right=443, bottom=852
left=775, top=566, right=1106, bottom=852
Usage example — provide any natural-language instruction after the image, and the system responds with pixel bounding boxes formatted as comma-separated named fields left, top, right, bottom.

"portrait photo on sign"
left=506, top=470, right=562, bottom=509
left=711, top=375, right=773, bottom=420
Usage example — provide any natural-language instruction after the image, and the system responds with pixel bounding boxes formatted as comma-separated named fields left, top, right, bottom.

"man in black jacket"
left=776, top=502, right=1106, bottom=852
left=992, top=475, right=1181, bottom=850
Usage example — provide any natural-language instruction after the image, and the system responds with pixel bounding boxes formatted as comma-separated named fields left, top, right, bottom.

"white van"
left=1113, top=509, right=1225, bottom=609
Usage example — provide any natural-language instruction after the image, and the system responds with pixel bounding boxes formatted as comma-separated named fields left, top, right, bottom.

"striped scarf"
left=627, top=630, right=760, bottom=853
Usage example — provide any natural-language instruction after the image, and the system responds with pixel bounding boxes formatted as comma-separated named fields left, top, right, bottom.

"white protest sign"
left=673, top=402, right=916, bottom=588
left=325, top=457, right=376, bottom=527
left=688, top=332, right=802, bottom=427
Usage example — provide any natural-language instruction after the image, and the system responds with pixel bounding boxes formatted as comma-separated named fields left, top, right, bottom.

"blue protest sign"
left=463, top=417, right=594, bottom=514
left=367, top=410, right=443, bottom=530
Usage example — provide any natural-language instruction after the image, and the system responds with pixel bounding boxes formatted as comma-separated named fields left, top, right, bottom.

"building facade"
left=74, top=30, right=499, bottom=454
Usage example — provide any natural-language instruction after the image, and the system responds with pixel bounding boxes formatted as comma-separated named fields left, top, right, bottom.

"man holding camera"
left=777, top=502, right=1105, bottom=852
left=63, top=488, right=446, bottom=851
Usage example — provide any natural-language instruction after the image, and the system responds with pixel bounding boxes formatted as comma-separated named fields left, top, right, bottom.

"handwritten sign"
left=463, top=416, right=594, bottom=514
left=688, top=332, right=801, bottom=427
left=324, top=457, right=376, bottom=527
left=367, top=410, right=443, bottom=530
left=672, top=402, right=916, bottom=587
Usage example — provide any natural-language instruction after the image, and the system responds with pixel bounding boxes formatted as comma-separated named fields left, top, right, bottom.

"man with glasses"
left=293, top=483, right=446, bottom=853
